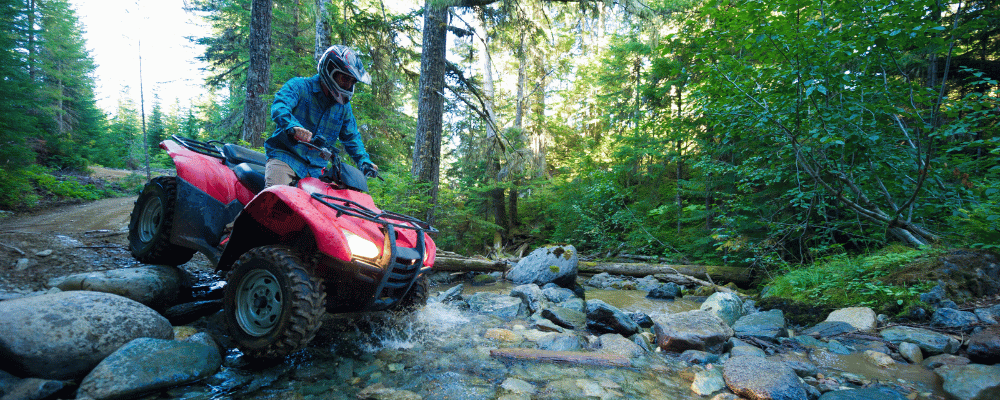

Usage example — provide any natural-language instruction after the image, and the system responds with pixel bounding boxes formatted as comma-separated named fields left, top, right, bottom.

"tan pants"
left=264, top=158, right=298, bottom=188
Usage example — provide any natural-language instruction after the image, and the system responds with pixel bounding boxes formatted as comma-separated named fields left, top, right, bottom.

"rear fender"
left=161, top=140, right=255, bottom=205
left=218, top=185, right=352, bottom=270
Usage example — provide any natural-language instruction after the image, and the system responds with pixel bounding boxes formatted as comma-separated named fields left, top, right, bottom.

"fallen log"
left=432, top=256, right=511, bottom=273
left=489, top=348, right=631, bottom=368
left=578, top=261, right=750, bottom=287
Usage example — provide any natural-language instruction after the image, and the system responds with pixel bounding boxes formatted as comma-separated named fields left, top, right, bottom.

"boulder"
left=48, top=265, right=183, bottom=309
left=880, top=325, right=961, bottom=356
left=733, top=309, right=787, bottom=341
left=0, top=291, right=173, bottom=379
left=825, top=307, right=877, bottom=333
left=966, top=326, right=1000, bottom=365
left=597, top=333, right=645, bottom=358
left=541, top=307, right=587, bottom=330
left=801, top=321, right=857, bottom=338
left=586, top=300, right=640, bottom=336
left=898, top=341, right=924, bottom=364
left=699, top=292, right=744, bottom=326
left=510, top=284, right=544, bottom=313
left=647, top=283, right=682, bottom=300
left=76, top=337, right=222, bottom=400
left=931, top=307, right=981, bottom=333
left=466, top=292, right=526, bottom=320
left=922, top=354, right=970, bottom=369
left=691, top=366, right=726, bottom=397
left=722, top=355, right=808, bottom=400
left=507, top=245, right=578, bottom=288
left=652, top=310, right=733, bottom=354
left=975, top=304, right=1000, bottom=325
left=934, top=364, right=1000, bottom=400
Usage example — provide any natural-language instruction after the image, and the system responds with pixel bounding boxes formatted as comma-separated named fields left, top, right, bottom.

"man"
left=264, top=45, right=379, bottom=187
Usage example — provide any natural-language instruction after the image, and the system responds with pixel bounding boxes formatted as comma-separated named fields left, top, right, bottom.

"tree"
left=243, top=0, right=272, bottom=147
left=411, top=0, right=449, bottom=224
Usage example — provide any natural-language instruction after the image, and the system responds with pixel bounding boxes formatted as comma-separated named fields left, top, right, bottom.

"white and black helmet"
left=317, top=45, right=371, bottom=104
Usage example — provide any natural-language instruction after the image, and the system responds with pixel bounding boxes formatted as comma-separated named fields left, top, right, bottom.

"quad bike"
left=127, top=135, right=436, bottom=359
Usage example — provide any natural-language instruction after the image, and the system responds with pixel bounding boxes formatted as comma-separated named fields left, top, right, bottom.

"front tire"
left=128, top=177, right=196, bottom=265
left=223, top=245, right=326, bottom=359
left=391, top=275, right=429, bottom=313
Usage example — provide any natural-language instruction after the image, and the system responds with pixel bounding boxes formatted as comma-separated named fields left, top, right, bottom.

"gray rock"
left=880, top=325, right=961, bottom=355
left=652, top=310, right=734, bottom=354
left=730, top=344, right=766, bottom=358
left=966, top=326, right=1000, bottom=365
left=931, top=307, right=981, bottom=333
left=801, top=321, right=856, bottom=338
left=975, top=304, right=1000, bottom=325
left=647, top=282, right=682, bottom=300
left=898, top=341, right=924, bottom=364
left=48, top=265, right=183, bottom=309
left=77, top=337, right=222, bottom=400
left=700, top=292, right=743, bottom=326
left=825, top=307, right=876, bottom=332
left=680, top=349, right=720, bottom=365
left=466, top=292, right=525, bottom=320
left=920, top=285, right=946, bottom=306
left=691, top=366, right=726, bottom=396
left=0, top=377, right=70, bottom=400
left=626, top=311, right=654, bottom=328
left=507, top=245, right=578, bottom=288
left=434, top=283, right=464, bottom=303
left=541, top=307, right=587, bottom=330
left=597, top=333, right=645, bottom=358
left=536, top=333, right=583, bottom=352
left=0, top=291, right=173, bottom=379
left=510, top=284, right=544, bottom=313
left=922, top=354, right=970, bottom=369
left=541, top=286, right=576, bottom=304
left=817, top=385, right=909, bottom=399
left=934, top=364, right=1000, bottom=400
left=768, top=352, right=819, bottom=378
left=636, top=276, right=662, bottom=292
left=722, top=355, right=808, bottom=400
left=585, top=299, right=640, bottom=336
left=733, top=309, right=787, bottom=341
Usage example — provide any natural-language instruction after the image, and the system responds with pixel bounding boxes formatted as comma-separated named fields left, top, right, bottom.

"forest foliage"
left=2, top=0, right=998, bottom=283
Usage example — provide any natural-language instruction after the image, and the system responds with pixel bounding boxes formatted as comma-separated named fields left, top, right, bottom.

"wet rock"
left=161, top=299, right=222, bottom=325
left=48, top=265, right=183, bottom=309
left=536, top=333, right=583, bottom=352
left=357, top=383, right=423, bottom=400
left=0, top=373, right=72, bottom=400
left=433, top=283, right=464, bottom=303
left=898, top=341, right=923, bottom=364
left=507, top=245, right=578, bottom=288
left=922, top=353, right=970, bottom=369
left=626, top=311, right=654, bottom=328
left=817, top=385, right=910, bottom=399
left=801, top=321, right=856, bottom=338
left=710, top=394, right=743, bottom=400
left=680, top=349, right=719, bottom=365
left=647, top=282, right=682, bottom=300
left=499, top=377, right=536, bottom=396
left=880, top=325, right=961, bottom=355
left=931, top=307, right=980, bottom=333
left=934, top=364, right=1000, bottom=400
left=767, top=352, right=818, bottom=378
left=700, top=292, right=744, bottom=326
left=597, top=333, right=644, bottom=358
left=15, top=258, right=30, bottom=271
left=976, top=305, right=1000, bottom=325
left=540, top=285, right=576, bottom=303
left=542, top=307, right=587, bottom=330
left=730, top=343, right=766, bottom=358
left=691, top=366, right=726, bottom=396
left=585, top=299, right=640, bottom=336
left=34, top=249, right=53, bottom=257
left=733, top=309, right=787, bottom=341
left=825, top=307, right=876, bottom=333
left=76, top=337, right=222, bottom=400
left=864, top=350, right=895, bottom=367
left=0, top=291, right=173, bottom=379
left=636, top=276, right=662, bottom=292
left=722, top=355, right=808, bottom=400
left=966, top=326, right=1000, bottom=365
left=484, top=328, right=521, bottom=344
left=652, top=310, right=733, bottom=354
left=466, top=292, right=525, bottom=321
left=510, top=284, right=543, bottom=313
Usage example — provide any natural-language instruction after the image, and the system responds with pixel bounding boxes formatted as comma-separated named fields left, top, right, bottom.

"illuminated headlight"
left=342, top=229, right=380, bottom=259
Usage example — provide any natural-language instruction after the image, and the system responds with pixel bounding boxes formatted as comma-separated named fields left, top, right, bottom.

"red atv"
left=127, top=135, right=436, bottom=358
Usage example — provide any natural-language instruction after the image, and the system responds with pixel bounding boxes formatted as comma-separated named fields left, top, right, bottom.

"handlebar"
left=298, top=136, right=383, bottom=181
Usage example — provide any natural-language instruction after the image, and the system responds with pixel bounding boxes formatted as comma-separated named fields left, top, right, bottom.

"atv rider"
left=264, top=45, right=379, bottom=187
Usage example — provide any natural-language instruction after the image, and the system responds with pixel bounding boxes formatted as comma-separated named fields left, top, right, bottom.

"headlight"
left=342, top=229, right=380, bottom=259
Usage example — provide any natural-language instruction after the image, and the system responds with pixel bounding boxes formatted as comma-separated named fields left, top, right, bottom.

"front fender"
left=218, top=185, right=352, bottom=270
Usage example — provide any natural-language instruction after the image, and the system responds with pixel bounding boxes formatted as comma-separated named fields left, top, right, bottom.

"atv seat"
left=223, top=144, right=267, bottom=168
left=233, top=163, right=266, bottom=194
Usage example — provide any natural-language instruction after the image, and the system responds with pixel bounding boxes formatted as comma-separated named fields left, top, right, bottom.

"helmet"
left=317, top=45, right=371, bottom=104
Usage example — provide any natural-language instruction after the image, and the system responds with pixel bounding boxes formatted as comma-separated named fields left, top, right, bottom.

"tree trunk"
left=411, top=0, right=448, bottom=225
left=243, top=0, right=272, bottom=148
left=314, top=0, right=330, bottom=62
left=530, top=50, right=547, bottom=178
left=483, top=37, right=506, bottom=247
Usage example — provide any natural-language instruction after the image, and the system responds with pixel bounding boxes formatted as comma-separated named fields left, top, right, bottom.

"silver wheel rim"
left=235, top=269, right=283, bottom=336
left=138, top=196, right=163, bottom=243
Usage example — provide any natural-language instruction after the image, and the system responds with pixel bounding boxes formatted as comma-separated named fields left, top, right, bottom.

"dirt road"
left=0, top=196, right=137, bottom=234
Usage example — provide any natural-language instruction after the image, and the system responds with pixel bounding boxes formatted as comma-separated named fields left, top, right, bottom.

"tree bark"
left=578, top=261, right=750, bottom=287
left=314, top=0, right=330, bottom=62
left=243, top=0, right=272, bottom=148
left=411, top=0, right=448, bottom=225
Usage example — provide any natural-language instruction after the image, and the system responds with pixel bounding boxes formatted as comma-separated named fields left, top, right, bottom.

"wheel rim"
left=137, top=196, right=163, bottom=243
left=235, top=269, right=283, bottom=337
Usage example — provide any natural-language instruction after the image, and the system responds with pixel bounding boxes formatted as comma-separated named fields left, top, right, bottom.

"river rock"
left=541, top=307, right=587, bottom=330
left=898, top=341, right=923, bottom=364
left=801, top=321, right=856, bottom=338
left=626, top=311, right=654, bottom=328
left=647, top=282, right=682, bottom=300
left=76, top=337, right=222, bottom=400
left=585, top=299, right=640, bottom=336
left=0, top=291, right=173, bottom=379
left=652, top=310, right=733, bottom=353
left=691, top=366, right=726, bottom=396
left=825, top=307, right=876, bottom=332
left=722, top=355, right=808, bottom=400
left=931, top=307, right=981, bottom=333
left=975, top=304, right=1000, bottom=325
left=466, top=292, right=525, bottom=320
left=0, top=373, right=71, bottom=400
left=817, top=385, right=910, bottom=399
left=680, top=349, right=720, bottom=365
left=510, top=284, right=544, bottom=313
left=48, top=265, right=183, bottom=309
left=922, top=353, right=970, bottom=369
left=507, top=245, right=578, bottom=288
left=636, top=276, right=661, bottom=292
left=699, top=292, right=744, bottom=326
left=966, top=326, right=1000, bottom=365
left=864, top=350, right=896, bottom=367
left=541, top=285, right=577, bottom=304
left=934, top=364, right=1000, bottom=400
left=597, top=333, right=644, bottom=358
left=733, top=309, right=787, bottom=341
left=880, top=325, right=961, bottom=355
left=536, top=333, right=584, bottom=352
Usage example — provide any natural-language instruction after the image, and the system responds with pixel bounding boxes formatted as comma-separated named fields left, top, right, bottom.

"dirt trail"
left=0, top=196, right=137, bottom=234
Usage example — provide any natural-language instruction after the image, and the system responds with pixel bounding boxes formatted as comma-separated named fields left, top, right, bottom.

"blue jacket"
left=264, top=74, right=372, bottom=179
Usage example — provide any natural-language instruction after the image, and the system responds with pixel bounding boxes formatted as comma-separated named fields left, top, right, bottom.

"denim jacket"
left=264, top=74, right=372, bottom=179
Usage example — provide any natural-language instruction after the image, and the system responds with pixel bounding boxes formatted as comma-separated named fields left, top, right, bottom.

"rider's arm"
left=338, top=103, right=373, bottom=166
left=270, top=78, right=306, bottom=136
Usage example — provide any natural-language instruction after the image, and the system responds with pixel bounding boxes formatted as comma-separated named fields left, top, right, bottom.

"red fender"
left=160, top=140, right=255, bottom=205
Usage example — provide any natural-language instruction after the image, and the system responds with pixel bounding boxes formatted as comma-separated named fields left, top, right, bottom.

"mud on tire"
left=223, top=245, right=326, bottom=359
left=128, top=176, right=196, bottom=265
left=391, top=275, right=429, bottom=313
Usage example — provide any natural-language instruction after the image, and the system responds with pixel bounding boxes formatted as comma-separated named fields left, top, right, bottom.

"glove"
left=360, top=162, right=379, bottom=178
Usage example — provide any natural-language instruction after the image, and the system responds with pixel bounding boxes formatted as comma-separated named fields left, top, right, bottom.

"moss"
left=549, top=265, right=560, bottom=273
left=756, top=296, right=835, bottom=327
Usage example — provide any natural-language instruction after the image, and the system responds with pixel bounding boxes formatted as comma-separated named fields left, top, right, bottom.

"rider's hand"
left=360, top=162, right=379, bottom=178
left=291, top=126, right=313, bottom=142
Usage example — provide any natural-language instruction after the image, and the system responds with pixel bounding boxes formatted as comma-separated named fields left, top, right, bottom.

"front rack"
left=311, top=193, right=437, bottom=234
